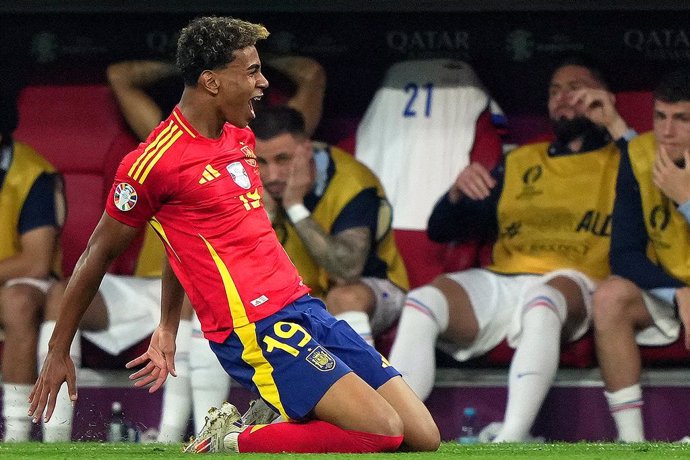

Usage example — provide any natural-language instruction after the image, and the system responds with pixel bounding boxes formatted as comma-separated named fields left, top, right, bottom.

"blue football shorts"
left=209, top=295, right=400, bottom=421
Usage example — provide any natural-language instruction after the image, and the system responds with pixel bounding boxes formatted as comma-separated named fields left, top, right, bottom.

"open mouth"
left=249, top=95, right=263, bottom=116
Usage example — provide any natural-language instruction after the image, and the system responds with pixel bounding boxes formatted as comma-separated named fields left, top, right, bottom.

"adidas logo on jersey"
left=199, top=164, right=221, bottom=184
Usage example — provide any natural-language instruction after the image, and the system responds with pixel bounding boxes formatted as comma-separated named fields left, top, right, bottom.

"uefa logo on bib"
left=113, top=183, right=138, bottom=211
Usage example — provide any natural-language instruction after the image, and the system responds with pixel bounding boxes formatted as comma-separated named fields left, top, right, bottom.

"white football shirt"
left=356, top=59, right=500, bottom=230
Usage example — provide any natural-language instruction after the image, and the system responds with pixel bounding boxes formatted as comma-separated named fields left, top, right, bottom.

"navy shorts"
left=210, top=295, right=400, bottom=420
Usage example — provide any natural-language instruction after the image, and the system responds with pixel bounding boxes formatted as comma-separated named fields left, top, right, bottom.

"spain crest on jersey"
left=226, top=161, right=251, bottom=190
left=306, top=346, right=336, bottom=371
left=113, top=183, right=138, bottom=212
left=240, top=143, right=257, bottom=167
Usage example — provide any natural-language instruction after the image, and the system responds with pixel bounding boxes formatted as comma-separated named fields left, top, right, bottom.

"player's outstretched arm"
left=29, top=213, right=139, bottom=422
left=126, top=258, right=184, bottom=393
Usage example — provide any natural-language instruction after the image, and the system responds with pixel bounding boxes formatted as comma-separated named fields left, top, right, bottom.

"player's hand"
left=28, top=351, right=77, bottom=423
left=653, top=145, right=690, bottom=205
left=282, top=141, right=314, bottom=209
left=125, top=326, right=177, bottom=393
left=450, top=162, right=496, bottom=202
left=676, top=287, right=690, bottom=350
left=570, top=88, right=629, bottom=139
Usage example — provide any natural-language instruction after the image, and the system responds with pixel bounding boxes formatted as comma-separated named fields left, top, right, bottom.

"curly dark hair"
left=176, top=16, right=269, bottom=86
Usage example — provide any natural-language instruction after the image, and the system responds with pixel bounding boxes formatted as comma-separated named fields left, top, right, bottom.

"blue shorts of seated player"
left=210, top=295, right=400, bottom=421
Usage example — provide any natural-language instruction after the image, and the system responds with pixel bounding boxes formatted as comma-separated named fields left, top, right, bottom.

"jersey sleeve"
left=331, top=188, right=380, bottom=235
left=104, top=152, right=168, bottom=228
left=18, top=173, right=59, bottom=234
left=427, top=162, right=504, bottom=244
left=610, top=145, right=684, bottom=289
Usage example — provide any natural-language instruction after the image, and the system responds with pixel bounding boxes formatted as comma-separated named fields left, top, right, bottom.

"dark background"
left=2, top=1, right=690, bottom=126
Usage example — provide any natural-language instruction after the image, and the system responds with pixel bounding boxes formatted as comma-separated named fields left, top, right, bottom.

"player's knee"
left=402, top=285, right=450, bottom=335
left=405, top=285, right=447, bottom=313
left=416, top=432, right=441, bottom=452
left=325, top=284, right=372, bottom=316
left=0, top=286, right=41, bottom=334
left=592, top=277, right=637, bottom=330
left=406, top=420, right=441, bottom=452
left=375, top=410, right=404, bottom=438
left=522, top=283, right=567, bottom=325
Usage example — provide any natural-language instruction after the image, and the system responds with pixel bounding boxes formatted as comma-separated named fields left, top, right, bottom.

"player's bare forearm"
left=126, top=263, right=181, bottom=394
left=293, top=219, right=370, bottom=281
left=48, top=255, right=106, bottom=353
left=266, top=56, right=326, bottom=137
left=50, top=215, right=137, bottom=352
left=30, top=214, right=137, bottom=422
left=107, top=60, right=178, bottom=88
left=160, top=259, right=185, bottom=334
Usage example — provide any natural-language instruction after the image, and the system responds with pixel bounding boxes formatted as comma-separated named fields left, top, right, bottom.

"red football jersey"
left=106, top=107, right=309, bottom=343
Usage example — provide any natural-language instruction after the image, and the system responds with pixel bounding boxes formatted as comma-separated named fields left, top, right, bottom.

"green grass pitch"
left=1, top=442, right=690, bottom=459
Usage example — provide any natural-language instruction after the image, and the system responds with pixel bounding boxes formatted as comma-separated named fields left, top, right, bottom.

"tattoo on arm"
left=292, top=218, right=371, bottom=282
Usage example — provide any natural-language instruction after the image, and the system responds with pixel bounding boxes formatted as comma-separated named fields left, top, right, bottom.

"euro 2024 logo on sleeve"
left=114, top=183, right=138, bottom=212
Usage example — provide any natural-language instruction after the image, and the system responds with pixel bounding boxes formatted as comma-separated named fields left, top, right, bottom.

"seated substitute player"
left=0, top=82, right=65, bottom=442
left=106, top=52, right=328, bottom=442
left=388, top=55, right=633, bottom=442
left=29, top=15, right=440, bottom=454
left=593, top=68, right=690, bottom=442
left=253, top=105, right=409, bottom=346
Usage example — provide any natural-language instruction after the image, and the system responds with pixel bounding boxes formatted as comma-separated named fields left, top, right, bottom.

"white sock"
left=388, top=286, right=449, bottom=401
left=157, top=319, right=192, bottom=443
left=605, top=384, right=644, bottom=442
left=335, top=311, right=373, bottom=346
left=495, top=287, right=565, bottom=442
left=190, top=331, right=230, bottom=433
left=2, top=383, right=33, bottom=441
left=39, top=321, right=80, bottom=442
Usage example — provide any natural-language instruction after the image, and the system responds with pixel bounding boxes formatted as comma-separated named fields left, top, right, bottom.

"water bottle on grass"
left=458, top=407, right=479, bottom=444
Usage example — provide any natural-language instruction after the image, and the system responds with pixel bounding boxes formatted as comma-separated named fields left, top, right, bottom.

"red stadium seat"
left=615, top=90, right=654, bottom=134
left=14, top=84, right=143, bottom=276
left=7, top=84, right=151, bottom=369
left=639, top=331, right=690, bottom=365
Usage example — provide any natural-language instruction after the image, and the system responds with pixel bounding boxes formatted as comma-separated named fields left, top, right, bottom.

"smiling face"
left=654, top=99, right=690, bottom=162
left=214, top=46, right=269, bottom=128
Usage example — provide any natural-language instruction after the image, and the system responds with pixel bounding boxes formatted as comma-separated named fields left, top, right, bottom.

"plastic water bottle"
left=108, top=401, right=128, bottom=442
left=458, top=407, right=479, bottom=444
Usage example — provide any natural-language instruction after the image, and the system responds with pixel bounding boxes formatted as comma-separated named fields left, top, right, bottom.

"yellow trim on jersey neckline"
left=172, top=110, right=197, bottom=138
left=128, top=121, right=174, bottom=179
left=138, top=129, right=183, bottom=184
left=128, top=121, right=184, bottom=184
